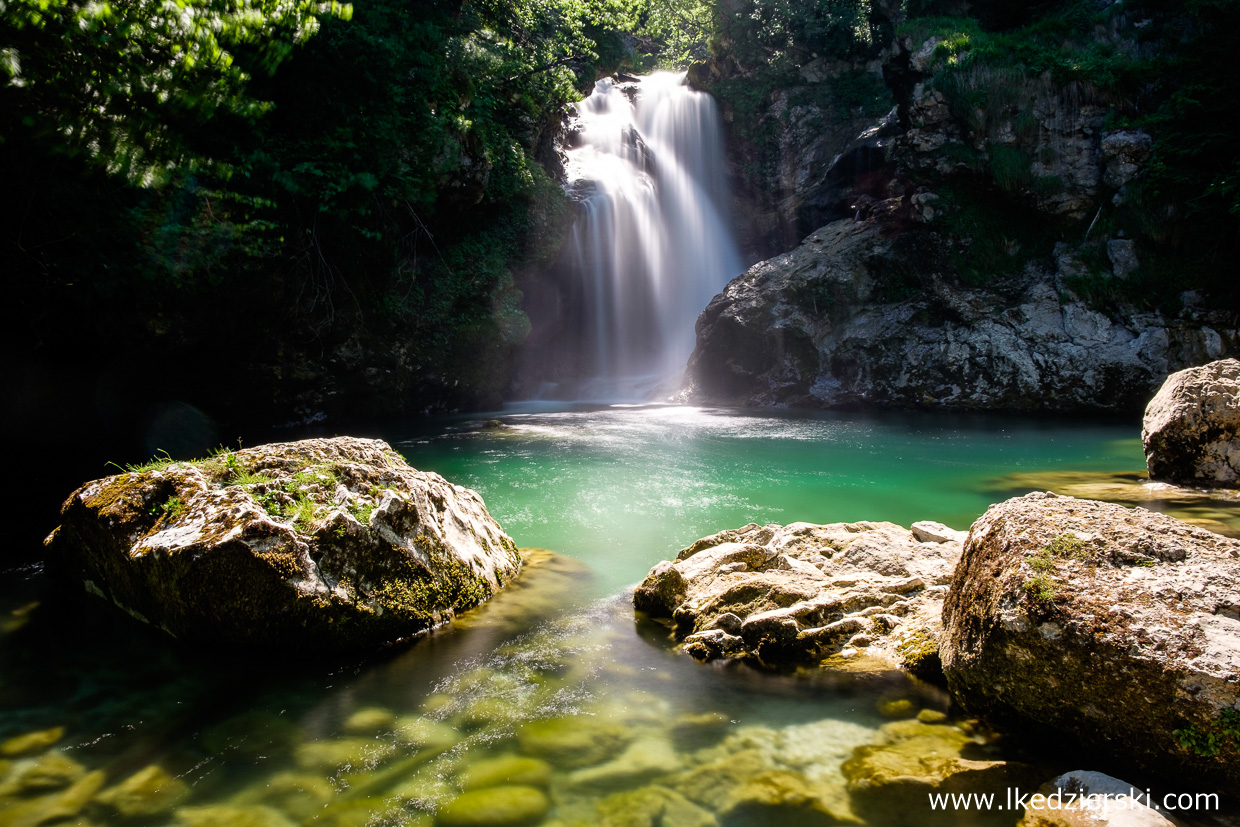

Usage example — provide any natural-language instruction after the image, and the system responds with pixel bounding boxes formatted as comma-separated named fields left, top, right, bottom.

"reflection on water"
left=2, top=406, right=1193, bottom=826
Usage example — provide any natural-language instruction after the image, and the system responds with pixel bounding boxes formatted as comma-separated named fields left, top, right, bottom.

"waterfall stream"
left=558, top=72, right=743, bottom=401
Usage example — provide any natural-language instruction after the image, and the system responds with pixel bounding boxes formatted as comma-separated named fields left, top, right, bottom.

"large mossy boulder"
left=1142, top=358, right=1240, bottom=489
left=44, top=437, right=521, bottom=651
left=633, top=520, right=964, bottom=673
left=941, top=492, right=1240, bottom=792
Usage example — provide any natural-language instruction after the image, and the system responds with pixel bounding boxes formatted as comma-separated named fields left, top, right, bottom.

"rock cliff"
left=684, top=217, right=1235, bottom=412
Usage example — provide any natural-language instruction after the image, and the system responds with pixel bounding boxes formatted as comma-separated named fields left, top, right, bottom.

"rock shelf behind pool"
left=633, top=520, right=964, bottom=674
left=43, top=437, right=522, bottom=652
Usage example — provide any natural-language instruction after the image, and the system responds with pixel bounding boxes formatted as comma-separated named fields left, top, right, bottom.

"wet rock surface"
left=1143, top=358, right=1240, bottom=489
left=941, top=492, right=1240, bottom=793
left=634, top=520, right=963, bottom=674
left=43, top=437, right=522, bottom=652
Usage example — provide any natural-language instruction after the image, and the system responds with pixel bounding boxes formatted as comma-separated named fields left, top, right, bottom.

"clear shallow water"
left=0, top=406, right=1175, bottom=826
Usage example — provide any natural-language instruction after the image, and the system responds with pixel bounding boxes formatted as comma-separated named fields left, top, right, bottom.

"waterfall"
left=557, top=72, right=742, bottom=401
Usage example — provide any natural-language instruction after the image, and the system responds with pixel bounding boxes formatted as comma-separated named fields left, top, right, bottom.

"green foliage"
left=1044, top=532, right=1086, bottom=558
left=157, top=496, right=187, bottom=520
left=987, top=143, right=1032, bottom=192
left=111, top=450, right=176, bottom=475
left=1174, top=709, right=1240, bottom=758
left=0, top=0, right=351, bottom=185
left=1023, top=573, right=1058, bottom=602
left=933, top=184, right=1058, bottom=286
left=716, top=0, right=883, bottom=75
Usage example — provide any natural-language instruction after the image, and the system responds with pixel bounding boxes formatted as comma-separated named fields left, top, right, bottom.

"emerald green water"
left=1, top=405, right=1189, bottom=827
left=401, top=404, right=1145, bottom=596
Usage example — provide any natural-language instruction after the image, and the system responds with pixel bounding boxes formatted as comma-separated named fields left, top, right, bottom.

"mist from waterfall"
left=558, top=71, right=742, bottom=402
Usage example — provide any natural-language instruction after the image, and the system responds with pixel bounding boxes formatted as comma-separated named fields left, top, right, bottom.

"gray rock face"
left=44, top=437, right=522, bottom=652
left=633, top=520, right=963, bottom=674
left=685, top=218, right=1235, bottom=412
left=1142, top=358, right=1240, bottom=488
left=941, top=492, right=1240, bottom=793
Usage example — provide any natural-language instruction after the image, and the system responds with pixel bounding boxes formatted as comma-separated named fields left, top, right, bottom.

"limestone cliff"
left=685, top=3, right=1240, bottom=412
left=684, top=217, right=1235, bottom=412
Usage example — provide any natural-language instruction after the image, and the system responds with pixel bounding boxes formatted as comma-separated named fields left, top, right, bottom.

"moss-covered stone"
left=436, top=786, right=549, bottom=827
left=0, top=769, right=105, bottom=827
left=394, top=717, right=460, bottom=753
left=43, top=437, right=523, bottom=654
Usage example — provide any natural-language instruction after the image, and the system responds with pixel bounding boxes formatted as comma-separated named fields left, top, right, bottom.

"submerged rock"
left=436, top=786, right=549, bottom=827
left=459, top=756, right=552, bottom=791
left=44, top=437, right=522, bottom=652
left=842, top=718, right=1042, bottom=826
left=1016, top=771, right=1179, bottom=827
left=596, top=786, right=717, bottom=827
left=94, top=764, right=189, bottom=818
left=941, top=492, right=1240, bottom=792
left=633, top=520, right=962, bottom=673
left=0, top=729, right=64, bottom=758
left=1142, top=358, right=1240, bottom=489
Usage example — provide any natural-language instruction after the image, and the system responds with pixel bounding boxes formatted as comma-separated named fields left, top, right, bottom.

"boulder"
left=43, top=437, right=521, bottom=652
left=1142, top=359, right=1240, bottom=488
left=1016, top=771, right=1181, bottom=827
left=633, top=520, right=963, bottom=674
left=941, top=492, right=1240, bottom=792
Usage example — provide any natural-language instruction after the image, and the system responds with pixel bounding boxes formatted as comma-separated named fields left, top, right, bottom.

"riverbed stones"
left=842, top=718, right=1043, bottom=827
left=459, top=756, right=552, bottom=791
left=1142, top=358, right=1240, bottom=488
left=94, top=764, right=189, bottom=818
left=436, top=786, right=549, bottom=827
left=43, top=437, right=522, bottom=652
left=633, top=520, right=963, bottom=672
left=0, top=729, right=63, bottom=758
left=941, top=492, right=1240, bottom=792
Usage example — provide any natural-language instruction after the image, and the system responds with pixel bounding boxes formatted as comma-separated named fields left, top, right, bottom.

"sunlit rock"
left=634, top=520, right=962, bottom=675
left=44, top=437, right=522, bottom=652
left=942, top=492, right=1240, bottom=792
left=1142, top=358, right=1240, bottom=488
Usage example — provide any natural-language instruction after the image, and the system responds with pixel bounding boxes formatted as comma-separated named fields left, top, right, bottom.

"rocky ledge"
left=942, top=491, right=1240, bottom=793
left=44, top=437, right=521, bottom=652
left=684, top=217, right=1235, bottom=413
left=633, top=519, right=966, bottom=676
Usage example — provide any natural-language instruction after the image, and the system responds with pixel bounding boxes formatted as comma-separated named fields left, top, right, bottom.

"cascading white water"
left=561, top=72, right=742, bottom=401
